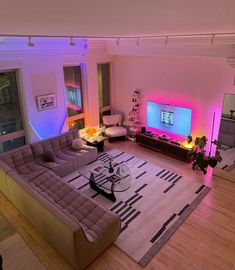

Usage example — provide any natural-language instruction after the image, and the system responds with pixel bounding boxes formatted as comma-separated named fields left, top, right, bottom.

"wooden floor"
left=0, top=140, right=235, bottom=270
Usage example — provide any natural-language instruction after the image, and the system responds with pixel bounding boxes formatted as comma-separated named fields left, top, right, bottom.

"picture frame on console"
left=36, top=93, right=57, bottom=111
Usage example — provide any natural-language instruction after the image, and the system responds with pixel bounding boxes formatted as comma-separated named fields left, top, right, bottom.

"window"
left=97, top=63, right=111, bottom=123
left=0, top=71, right=26, bottom=153
left=63, top=66, right=85, bottom=130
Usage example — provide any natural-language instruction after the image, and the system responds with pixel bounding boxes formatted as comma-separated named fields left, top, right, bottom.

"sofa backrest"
left=31, top=129, right=79, bottom=159
left=219, top=119, right=235, bottom=135
left=0, top=145, right=34, bottom=171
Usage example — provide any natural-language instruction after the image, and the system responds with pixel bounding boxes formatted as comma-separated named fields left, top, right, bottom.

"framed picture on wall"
left=37, top=94, right=57, bottom=111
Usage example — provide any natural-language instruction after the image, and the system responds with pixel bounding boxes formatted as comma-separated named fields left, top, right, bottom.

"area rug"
left=63, top=149, right=210, bottom=267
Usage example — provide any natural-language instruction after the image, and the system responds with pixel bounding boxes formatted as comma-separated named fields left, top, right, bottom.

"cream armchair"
left=103, top=114, right=127, bottom=140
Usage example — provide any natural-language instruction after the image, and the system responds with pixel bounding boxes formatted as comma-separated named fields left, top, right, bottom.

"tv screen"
left=160, top=110, right=174, bottom=125
left=147, top=101, right=192, bottom=137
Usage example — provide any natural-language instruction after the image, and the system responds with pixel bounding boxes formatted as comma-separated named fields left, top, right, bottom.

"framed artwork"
left=37, top=94, right=56, bottom=111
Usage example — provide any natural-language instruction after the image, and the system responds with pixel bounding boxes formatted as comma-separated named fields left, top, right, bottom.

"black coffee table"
left=79, top=162, right=131, bottom=202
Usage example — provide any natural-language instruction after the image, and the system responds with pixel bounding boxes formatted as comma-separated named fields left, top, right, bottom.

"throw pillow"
left=72, top=138, right=84, bottom=150
left=42, top=150, right=55, bottom=162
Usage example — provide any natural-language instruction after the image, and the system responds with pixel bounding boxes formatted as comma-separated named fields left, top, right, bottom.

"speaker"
left=141, top=126, right=146, bottom=133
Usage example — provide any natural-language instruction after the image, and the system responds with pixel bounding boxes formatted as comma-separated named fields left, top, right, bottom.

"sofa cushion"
left=31, top=129, right=79, bottom=159
left=30, top=171, right=119, bottom=242
left=0, top=145, right=47, bottom=180
left=72, top=138, right=84, bottom=150
left=42, top=150, right=55, bottom=162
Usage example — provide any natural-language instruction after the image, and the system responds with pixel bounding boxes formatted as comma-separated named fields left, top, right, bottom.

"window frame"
left=63, top=64, right=87, bottom=130
left=0, top=69, right=27, bottom=151
left=97, top=62, right=113, bottom=123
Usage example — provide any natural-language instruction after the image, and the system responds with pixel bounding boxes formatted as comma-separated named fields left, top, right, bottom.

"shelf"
left=136, top=133, right=192, bottom=163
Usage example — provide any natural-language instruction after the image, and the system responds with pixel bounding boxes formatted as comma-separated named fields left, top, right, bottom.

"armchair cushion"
left=105, top=126, right=127, bottom=137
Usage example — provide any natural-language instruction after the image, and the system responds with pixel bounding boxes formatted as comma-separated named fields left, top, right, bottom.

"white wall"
left=113, top=55, right=235, bottom=147
left=0, top=41, right=113, bottom=143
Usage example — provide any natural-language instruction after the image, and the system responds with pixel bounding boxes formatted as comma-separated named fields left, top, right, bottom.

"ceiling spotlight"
left=210, top=34, right=215, bottom=45
left=27, top=36, right=34, bottom=47
left=70, top=37, right=76, bottom=46
left=136, top=38, right=140, bottom=46
left=165, top=36, right=169, bottom=45
left=116, top=38, right=120, bottom=46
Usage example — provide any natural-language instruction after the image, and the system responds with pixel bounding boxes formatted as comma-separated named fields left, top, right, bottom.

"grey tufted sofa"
left=0, top=130, right=120, bottom=270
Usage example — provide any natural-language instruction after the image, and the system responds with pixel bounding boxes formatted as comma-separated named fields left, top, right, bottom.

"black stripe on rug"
left=136, top=171, right=147, bottom=179
left=135, top=184, right=148, bottom=193
left=125, top=156, right=135, bottom=163
left=119, top=206, right=132, bottom=217
left=162, top=213, right=177, bottom=227
left=222, top=164, right=228, bottom=170
left=164, top=172, right=174, bottom=181
left=125, top=211, right=141, bottom=225
left=120, top=224, right=128, bottom=233
left=177, top=204, right=190, bottom=216
left=115, top=152, right=125, bottom=158
left=126, top=193, right=139, bottom=204
left=138, top=161, right=148, bottom=168
left=172, top=176, right=182, bottom=184
left=77, top=182, right=90, bottom=190
left=163, top=183, right=175, bottom=193
left=68, top=174, right=82, bottom=183
left=129, top=195, right=143, bottom=206
left=156, top=169, right=165, bottom=177
left=98, top=154, right=109, bottom=161
left=168, top=174, right=178, bottom=182
left=98, top=152, right=108, bottom=159
left=160, top=171, right=171, bottom=178
left=110, top=201, right=123, bottom=211
left=115, top=204, right=129, bottom=214
left=121, top=209, right=136, bottom=222
left=150, top=227, right=166, bottom=243
left=150, top=214, right=177, bottom=244
left=91, top=193, right=99, bottom=198
left=195, top=184, right=205, bottom=194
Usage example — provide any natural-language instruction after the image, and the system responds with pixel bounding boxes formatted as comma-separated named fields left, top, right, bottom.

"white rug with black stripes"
left=63, top=149, right=210, bottom=267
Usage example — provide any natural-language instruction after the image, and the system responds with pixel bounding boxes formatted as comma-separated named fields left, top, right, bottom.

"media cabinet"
left=136, top=133, right=192, bottom=162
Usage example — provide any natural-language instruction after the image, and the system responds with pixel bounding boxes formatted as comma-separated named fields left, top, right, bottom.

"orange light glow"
left=86, top=127, right=97, bottom=137
left=182, top=140, right=194, bottom=149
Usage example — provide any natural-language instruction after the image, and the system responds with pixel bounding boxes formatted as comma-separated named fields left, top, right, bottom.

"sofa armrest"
left=0, top=160, right=13, bottom=173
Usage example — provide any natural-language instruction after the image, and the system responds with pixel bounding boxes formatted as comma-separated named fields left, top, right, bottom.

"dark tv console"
left=136, top=133, right=192, bottom=163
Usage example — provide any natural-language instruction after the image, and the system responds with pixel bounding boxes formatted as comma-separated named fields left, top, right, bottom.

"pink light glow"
left=65, top=82, right=81, bottom=88
left=144, top=95, right=198, bottom=142
left=142, top=92, right=223, bottom=150
left=67, top=103, right=81, bottom=111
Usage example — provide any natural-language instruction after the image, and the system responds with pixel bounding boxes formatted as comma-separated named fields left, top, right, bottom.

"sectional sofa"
left=0, top=129, right=120, bottom=270
left=218, top=118, right=235, bottom=146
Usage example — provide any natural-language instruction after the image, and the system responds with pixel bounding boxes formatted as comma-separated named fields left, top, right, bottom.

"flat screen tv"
left=147, top=101, right=192, bottom=137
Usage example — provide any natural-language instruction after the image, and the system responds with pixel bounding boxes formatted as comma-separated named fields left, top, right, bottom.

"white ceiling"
left=1, top=0, right=235, bottom=37
left=1, top=0, right=235, bottom=62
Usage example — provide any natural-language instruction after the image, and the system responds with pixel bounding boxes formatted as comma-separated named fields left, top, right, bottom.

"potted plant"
left=188, top=135, right=222, bottom=175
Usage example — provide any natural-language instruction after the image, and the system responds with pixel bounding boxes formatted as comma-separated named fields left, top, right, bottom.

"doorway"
left=213, top=93, right=235, bottom=182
